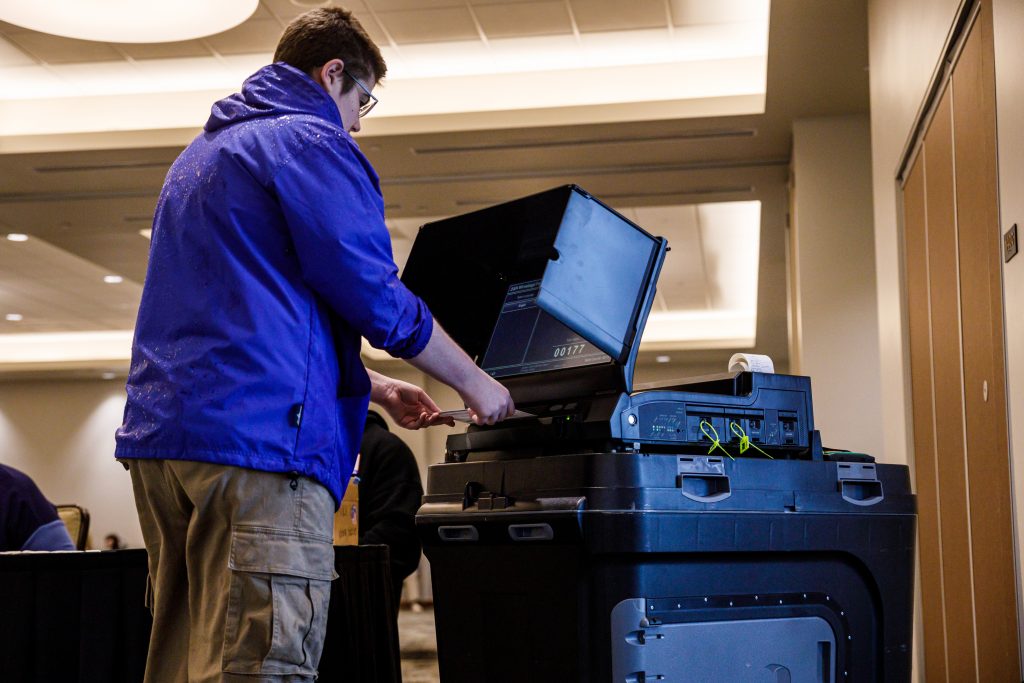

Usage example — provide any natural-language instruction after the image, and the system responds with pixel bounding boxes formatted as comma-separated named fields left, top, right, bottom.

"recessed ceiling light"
left=6, top=233, right=28, bottom=242
left=104, top=275, right=124, bottom=284
left=0, top=0, right=258, bottom=43
left=655, top=355, right=671, bottom=363
left=5, top=313, right=23, bottom=322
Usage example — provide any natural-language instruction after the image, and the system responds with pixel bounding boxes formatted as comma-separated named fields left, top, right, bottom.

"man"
left=115, top=8, right=513, bottom=683
left=0, top=463, right=76, bottom=552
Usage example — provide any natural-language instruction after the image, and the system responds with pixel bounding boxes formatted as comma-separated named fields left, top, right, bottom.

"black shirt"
left=357, top=411, right=424, bottom=598
left=0, top=464, right=74, bottom=551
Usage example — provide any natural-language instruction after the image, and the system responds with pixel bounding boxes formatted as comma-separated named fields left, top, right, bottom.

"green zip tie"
left=729, top=421, right=774, bottom=459
left=699, top=419, right=734, bottom=460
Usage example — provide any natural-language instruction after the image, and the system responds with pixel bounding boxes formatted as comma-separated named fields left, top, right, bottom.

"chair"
left=55, top=504, right=90, bottom=550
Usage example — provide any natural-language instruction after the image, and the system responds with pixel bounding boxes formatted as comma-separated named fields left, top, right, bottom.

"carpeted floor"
left=398, top=607, right=440, bottom=682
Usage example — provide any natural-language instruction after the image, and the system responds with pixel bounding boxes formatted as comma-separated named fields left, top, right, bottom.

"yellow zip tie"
left=699, top=419, right=734, bottom=460
left=729, top=421, right=774, bottom=459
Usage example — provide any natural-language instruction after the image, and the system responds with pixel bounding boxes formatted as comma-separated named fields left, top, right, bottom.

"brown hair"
left=273, top=7, right=386, bottom=93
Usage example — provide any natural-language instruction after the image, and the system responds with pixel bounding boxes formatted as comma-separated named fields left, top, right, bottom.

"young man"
left=115, top=8, right=513, bottom=682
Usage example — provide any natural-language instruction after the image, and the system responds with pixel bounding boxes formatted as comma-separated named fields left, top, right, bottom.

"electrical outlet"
left=1005, top=224, right=1018, bottom=263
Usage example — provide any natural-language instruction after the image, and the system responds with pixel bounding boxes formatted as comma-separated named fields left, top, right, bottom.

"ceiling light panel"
left=0, top=0, right=258, bottom=43
left=691, top=202, right=759, bottom=311
left=0, top=330, right=134, bottom=364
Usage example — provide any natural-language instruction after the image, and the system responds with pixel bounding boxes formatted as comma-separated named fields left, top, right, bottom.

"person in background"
left=0, top=463, right=75, bottom=552
left=103, top=533, right=122, bottom=550
left=358, top=410, right=424, bottom=614
left=114, top=7, right=514, bottom=683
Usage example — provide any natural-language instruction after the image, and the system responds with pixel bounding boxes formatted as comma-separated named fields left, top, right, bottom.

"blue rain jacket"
left=115, top=63, right=433, bottom=505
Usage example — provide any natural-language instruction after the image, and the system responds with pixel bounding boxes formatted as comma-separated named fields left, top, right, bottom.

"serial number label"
left=552, top=343, right=588, bottom=358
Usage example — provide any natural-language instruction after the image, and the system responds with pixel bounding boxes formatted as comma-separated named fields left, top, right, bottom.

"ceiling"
left=0, top=0, right=870, bottom=378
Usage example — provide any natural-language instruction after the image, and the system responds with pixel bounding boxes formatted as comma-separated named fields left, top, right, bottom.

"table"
left=0, top=545, right=401, bottom=682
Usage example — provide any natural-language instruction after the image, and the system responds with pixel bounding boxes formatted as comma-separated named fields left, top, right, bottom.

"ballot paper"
left=440, top=409, right=535, bottom=424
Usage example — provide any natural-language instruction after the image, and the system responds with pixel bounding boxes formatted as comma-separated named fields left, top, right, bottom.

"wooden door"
left=901, top=2, right=1018, bottom=680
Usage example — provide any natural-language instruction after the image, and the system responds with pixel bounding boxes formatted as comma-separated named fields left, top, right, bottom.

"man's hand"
left=460, top=372, right=515, bottom=426
left=404, top=323, right=516, bottom=426
left=368, top=369, right=455, bottom=429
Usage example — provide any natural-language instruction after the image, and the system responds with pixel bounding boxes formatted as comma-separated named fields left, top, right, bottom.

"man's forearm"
left=404, top=323, right=480, bottom=396
left=403, top=321, right=514, bottom=424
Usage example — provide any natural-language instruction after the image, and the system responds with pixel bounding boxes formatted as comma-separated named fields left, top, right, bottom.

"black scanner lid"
left=401, top=185, right=667, bottom=403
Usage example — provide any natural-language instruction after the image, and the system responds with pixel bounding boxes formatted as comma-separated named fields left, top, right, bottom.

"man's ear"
left=314, top=58, right=345, bottom=91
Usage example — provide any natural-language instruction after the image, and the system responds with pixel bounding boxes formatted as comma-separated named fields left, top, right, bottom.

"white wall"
left=867, top=0, right=960, bottom=470
left=791, top=115, right=883, bottom=457
left=0, top=379, right=141, bottom=548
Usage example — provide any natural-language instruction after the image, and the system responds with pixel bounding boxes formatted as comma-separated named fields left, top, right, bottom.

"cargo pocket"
left=222, top=525, right=337, bottom=677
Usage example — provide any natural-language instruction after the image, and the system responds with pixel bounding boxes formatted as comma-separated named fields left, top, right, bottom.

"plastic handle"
left=507, top=523, right=554, bottom=542
left=840, top=479, right=884, bottom=506
left=680, top=474, right=731, bottom=503
left=437, top=525, right=480, bottom=542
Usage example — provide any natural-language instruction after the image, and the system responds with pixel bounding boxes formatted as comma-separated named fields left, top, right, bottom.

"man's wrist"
left=367, top=369, right=391, bottom=403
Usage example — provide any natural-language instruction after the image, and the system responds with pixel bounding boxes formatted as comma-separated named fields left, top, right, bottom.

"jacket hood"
left=205, top=62, right=342, bottom=133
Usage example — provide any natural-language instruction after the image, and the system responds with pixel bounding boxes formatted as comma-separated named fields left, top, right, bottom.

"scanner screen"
left=480, top=279, right=611, bottom=378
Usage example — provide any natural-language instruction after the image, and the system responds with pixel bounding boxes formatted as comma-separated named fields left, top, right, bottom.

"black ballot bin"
left=417, top=453, right=916, bottom=683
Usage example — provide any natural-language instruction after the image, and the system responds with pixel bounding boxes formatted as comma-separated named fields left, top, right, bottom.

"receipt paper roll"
left=728, top=353, right=775, bottom=374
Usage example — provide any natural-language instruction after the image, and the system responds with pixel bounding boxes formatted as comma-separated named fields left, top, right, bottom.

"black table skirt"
left=0, top=545, right=400, bottom=683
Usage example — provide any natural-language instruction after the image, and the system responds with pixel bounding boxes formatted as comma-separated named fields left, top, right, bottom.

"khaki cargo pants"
left=128, top=459, right=337, bottom=683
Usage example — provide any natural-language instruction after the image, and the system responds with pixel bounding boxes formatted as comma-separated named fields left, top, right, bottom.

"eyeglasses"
left=344, top=69, right=377, bottom=118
